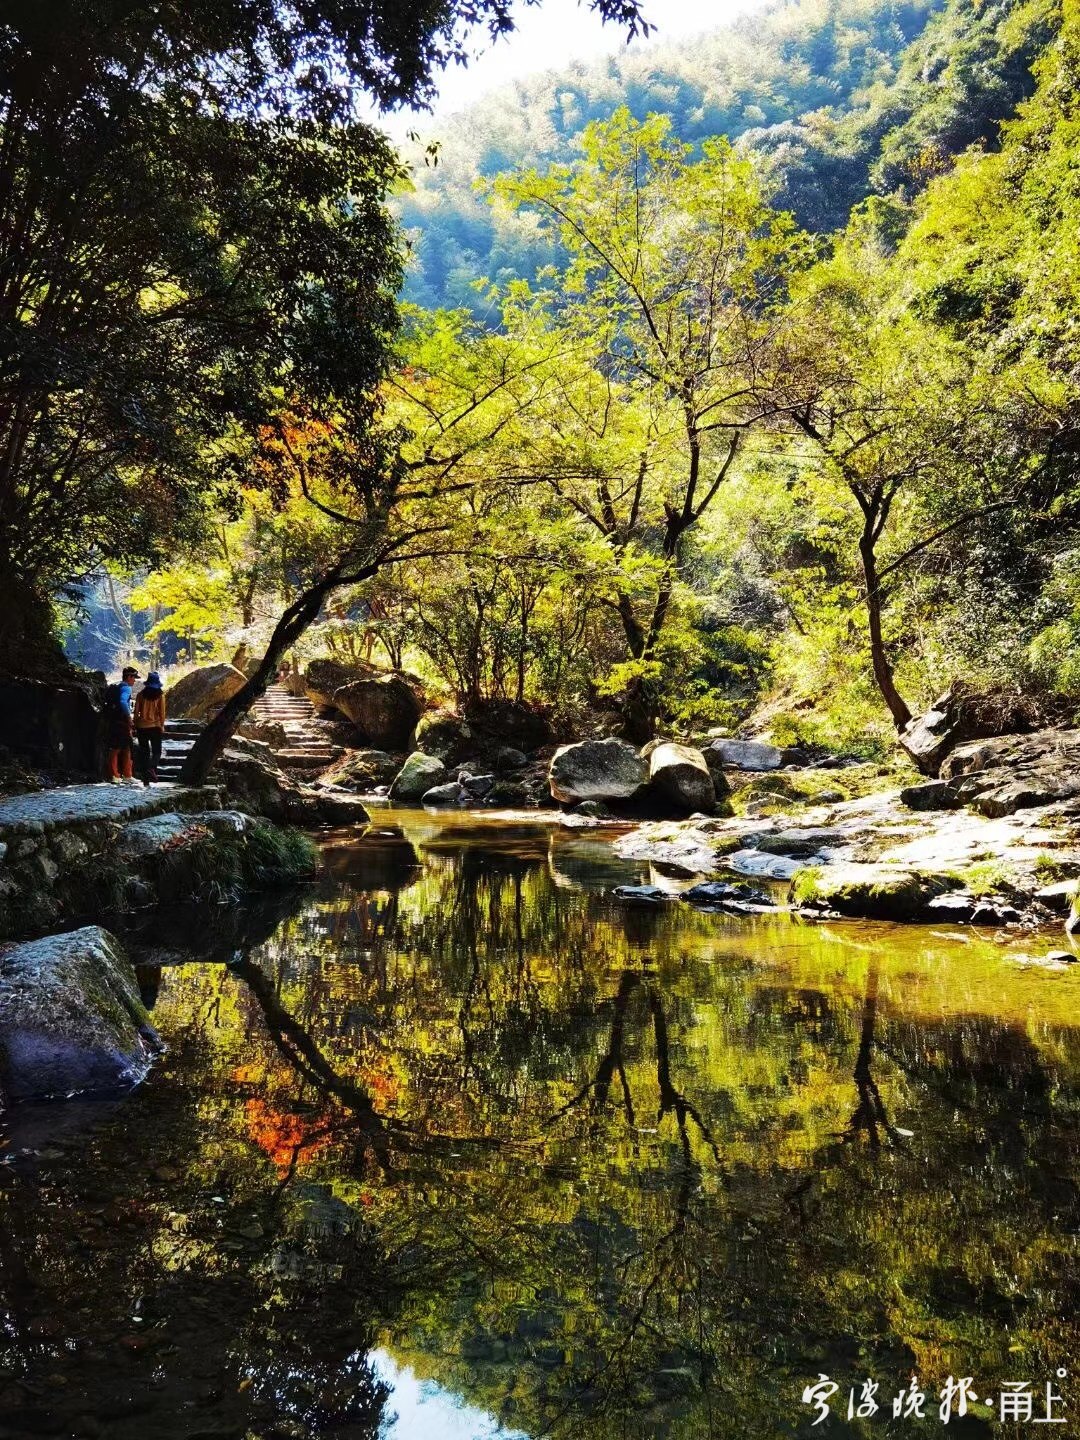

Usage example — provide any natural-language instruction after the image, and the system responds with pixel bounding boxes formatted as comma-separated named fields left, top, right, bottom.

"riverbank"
left=0, top=782, right=322, bottom=940
left=611, top=763, right=1080, bottom=938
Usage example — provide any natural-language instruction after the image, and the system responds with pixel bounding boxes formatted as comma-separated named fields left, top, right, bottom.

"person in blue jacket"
left=106, top=666, right=140, bottom=780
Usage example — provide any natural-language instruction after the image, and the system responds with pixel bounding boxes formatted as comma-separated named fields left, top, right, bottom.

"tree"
left=179, top=307, right=563, bottom=780
left=496, top=109, right=806, bottom=735
left=0, top=0, right=648, bottom=673
left=778, top=231, right=1064, bottom=730
left=0, top=85, right=403, bottom=668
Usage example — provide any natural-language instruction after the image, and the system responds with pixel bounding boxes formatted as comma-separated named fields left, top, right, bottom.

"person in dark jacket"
left=134, top=671, right=166, bottom=785
left=107, top=666, right=139, bottom=781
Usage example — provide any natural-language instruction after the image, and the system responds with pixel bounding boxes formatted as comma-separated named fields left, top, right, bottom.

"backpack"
left=106, top=681, right=128, bottom=717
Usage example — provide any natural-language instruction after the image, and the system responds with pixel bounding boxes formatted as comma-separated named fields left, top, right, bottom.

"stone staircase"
left=247, top=684, right=344, bottom=775
left=156, top=720, right=203, bottom=781
left=155, top=686, right=344, bottom=782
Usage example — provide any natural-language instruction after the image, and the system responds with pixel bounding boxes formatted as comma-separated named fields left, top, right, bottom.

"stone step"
left=274, top=749, right=341, bottom=769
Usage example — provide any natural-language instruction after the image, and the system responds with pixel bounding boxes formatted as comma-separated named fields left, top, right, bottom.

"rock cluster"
left=899, top=728, right=1080, bottom=817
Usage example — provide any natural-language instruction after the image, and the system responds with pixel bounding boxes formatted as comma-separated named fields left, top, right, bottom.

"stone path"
left=248, top=684, right=344, bottom=774
left=0, top=782, right=218, bottom=837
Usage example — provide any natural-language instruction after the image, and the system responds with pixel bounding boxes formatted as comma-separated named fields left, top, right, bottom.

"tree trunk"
left=860, top=533, right=912, bottom=731
left=180, top=572, right=342, bottom=784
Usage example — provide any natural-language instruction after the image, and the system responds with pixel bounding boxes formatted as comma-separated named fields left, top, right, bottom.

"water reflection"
left=0, top=809, right=1078, bottom=1439
left=372, top=1349, right=528, bottom=1440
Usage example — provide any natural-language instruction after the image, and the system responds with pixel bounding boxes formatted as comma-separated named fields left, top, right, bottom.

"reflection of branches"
left=788, top=961, right=904, bottom=1222
left=648, top=987, right=722, bottom=1166
left=847, top=968, right=904, bottom=1152
left=233, top=957, right=510, bottom=1176
left=547, top=970, right=640, bottom=1127
left=232, top=958, right=397, bottom=1175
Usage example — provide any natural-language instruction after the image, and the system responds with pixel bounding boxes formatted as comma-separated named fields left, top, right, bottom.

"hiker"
left=106, top=665, right=139, bottom=781
left=134, top=670, right=167, bottom=786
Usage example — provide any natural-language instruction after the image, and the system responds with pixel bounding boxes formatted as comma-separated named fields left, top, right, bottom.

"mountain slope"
left=396, top=0, right=1055, bottom=310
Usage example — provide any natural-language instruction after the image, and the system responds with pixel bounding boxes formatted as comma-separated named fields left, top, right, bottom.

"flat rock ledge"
left=0, top=783, right=320, bottom=939
left=0, top=926, right=160, bottom=1100
left=615, top=781, right=1080, bottom=935
left=0, top=781, right=222, bottom=838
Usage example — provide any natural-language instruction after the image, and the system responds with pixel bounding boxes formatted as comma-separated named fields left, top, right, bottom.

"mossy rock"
left=793, top=863, right=955, bottom=920
left=0, top=926, right=160, bottom=1098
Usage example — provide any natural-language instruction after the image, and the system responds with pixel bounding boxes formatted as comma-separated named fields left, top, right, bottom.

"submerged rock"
left=549, top=739, right=647, bottom=805
left=612, top=884, right=673, bottom=905
left=0, top=926, right=160, bottom=1099
left=683, top=880, right=774, bottom=910
left=389, top=752, right=447, bottom=804
left=421, top=781, right=467, bottom=807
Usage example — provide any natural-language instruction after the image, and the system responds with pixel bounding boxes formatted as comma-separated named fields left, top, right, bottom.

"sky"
left=379, top=0, right=771, bottom=137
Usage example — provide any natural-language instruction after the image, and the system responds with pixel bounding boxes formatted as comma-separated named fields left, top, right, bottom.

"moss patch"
left=794, top=863, right=955, bottom=920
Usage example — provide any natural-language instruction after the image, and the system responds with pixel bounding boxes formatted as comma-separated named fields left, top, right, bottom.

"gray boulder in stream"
left=389, top=752, right=447, bottom=803
left=648, top=742, right=715, bottom=815
left=422, top=781, right=467, bottom=806
left=0, top=926, right=160, bottom=1099
left=548, top=739, right=647, bottom=805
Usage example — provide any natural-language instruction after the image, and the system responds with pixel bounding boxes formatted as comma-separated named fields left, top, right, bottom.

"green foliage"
left=156, top=823, right=317, bottom=905
left=959, top=859, right=1015, bottom=896
left=791, top=864, right=826, bottom=904
left=398, top=0, right=946, bottom=308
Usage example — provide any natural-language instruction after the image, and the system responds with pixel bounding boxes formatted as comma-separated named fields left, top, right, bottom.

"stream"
left=1, top=809, right=1078, bottom=1439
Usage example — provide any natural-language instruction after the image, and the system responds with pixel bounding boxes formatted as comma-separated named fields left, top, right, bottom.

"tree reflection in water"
left=0, top=812, right=1077, bottom=1440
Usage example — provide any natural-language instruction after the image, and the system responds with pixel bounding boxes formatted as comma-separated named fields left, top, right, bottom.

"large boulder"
left=898, top=699, right=960, bottom=777
left=389, top=752, right=447, bottom=803
left=333, top=675, right=422, bottom=750
left=705, top=738, right=787, bottom=772
left=0, top=926, right=160, bottom=1099
left=166, top=663, right=247, bottom=722
left=549, top=739, right=647, bottom=805
left=943, top=729, right=1080, bottom=817
left=648, top=742, right=715, bottom=816
left=414, top=707, right=468, bottom=762
left=316, top=748, right=400, bottom=793
left=304, top=658, right=370, bottom=714
left=900, top=684, right=1044, bottom=777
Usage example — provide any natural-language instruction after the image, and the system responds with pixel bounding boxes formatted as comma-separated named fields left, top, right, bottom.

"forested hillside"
left=9, top=0, right=1080, bottom=769
left=398, top=0, right=1055, bottom=309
